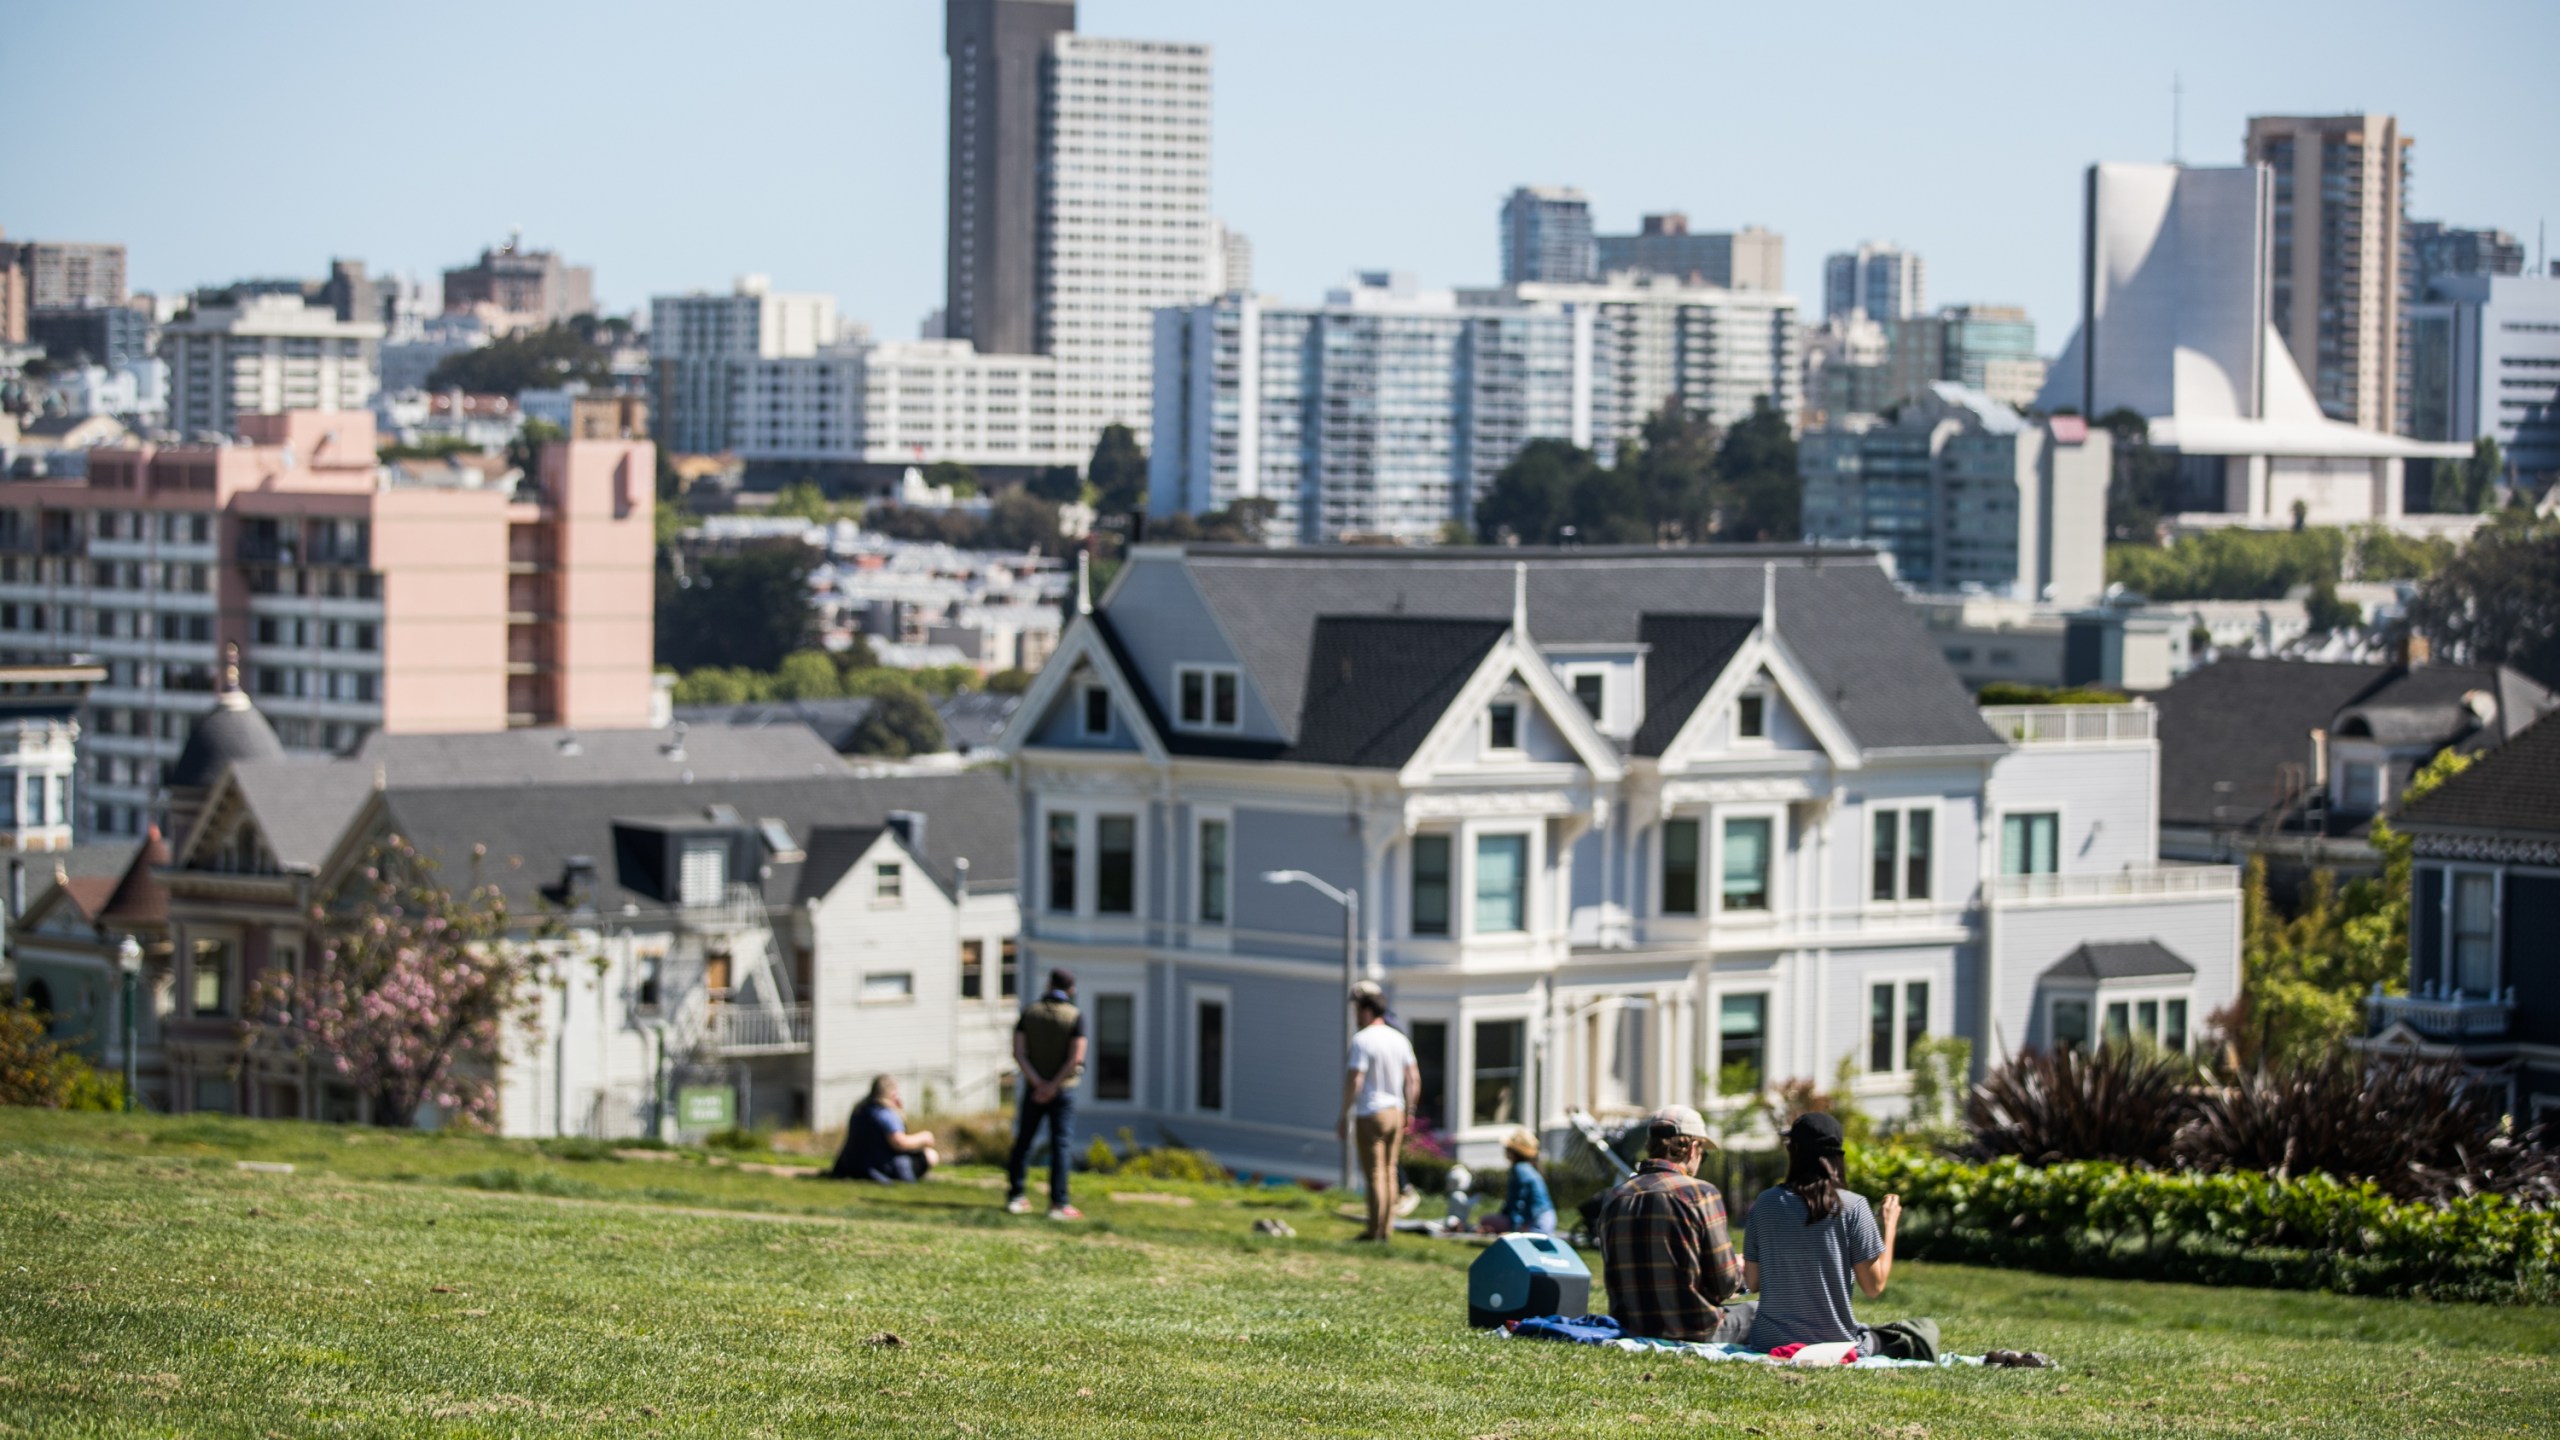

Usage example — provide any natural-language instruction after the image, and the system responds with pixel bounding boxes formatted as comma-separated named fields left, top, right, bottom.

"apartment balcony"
left=1990, top=865, right=2238, bottom=905
left=1981, top=703, right=2156, bottom=745
left=705, top=1002, right=811, bottom=1056
left=2367, top=987, right=2513, bottom=1040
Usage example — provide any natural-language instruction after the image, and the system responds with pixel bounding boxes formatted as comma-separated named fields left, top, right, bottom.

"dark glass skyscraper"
left=945, top=0, right=1076, bottom=356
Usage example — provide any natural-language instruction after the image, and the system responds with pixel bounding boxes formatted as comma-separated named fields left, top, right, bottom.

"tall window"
left=1872, top=808, right=1933, bottom=902
left=2341, top=762, right=2381, bottom=813
left=1193, top=996, right=1226, bottom=1111
left=1636, top=819, right=1696, bottom=922
left=1867, top=980, right=1929, bottom=1073
left=999, top=939, right=1019, bottom=999
left=873, top=861, right=903, bottom=906
left=190, top=937, right=231, bottom=1016
left=960, top=940, right=984, bottom=1000
left=2453, top=873, right=2497, bottom=995
left=1046, top=813, right=1078, bottom=914
left=1475, top=833, right=1528, bottom=933
left=2001, top=812, right=2059, bottom=876
left=1197, top=818, right=1229, bottom=924
left=1095, top=994, right=1135, bottom=1101
left=1411, top=1020, right=1450, bottom=1132
left=1486, top=701, right=1520, bottom=751
left=678, top=839, right=727, bottom=908
left=1080, top=684, right=1111, bottom=738
left=1736, top=693, right=1767, bottom=740
left=1176, top=665, right=1241, bottom=731
left=1411, top=836, right=1452, bottom=936
left=1721, top=817, right=1772, bottom=912
left=1471, top=1019, right=1525, bottom=1125
left=1095, top=815, right=1136, bottom=915
left=1571, top=672, right=1604, bottom=719
left=1716, top=993, right=1767, bottom=1094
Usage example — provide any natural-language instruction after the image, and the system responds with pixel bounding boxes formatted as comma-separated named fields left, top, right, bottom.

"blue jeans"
left=1007, top=1085, right=1075, bottom=1208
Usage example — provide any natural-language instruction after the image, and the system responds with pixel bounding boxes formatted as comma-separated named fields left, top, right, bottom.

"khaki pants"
left=1354, top=1107, right=1404, bottom=1240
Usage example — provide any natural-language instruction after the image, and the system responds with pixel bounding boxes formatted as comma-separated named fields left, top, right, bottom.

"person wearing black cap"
left=1005, top=968, right=1088, bottom=1220
left=1742, top=1111, right=1938, bottom=1360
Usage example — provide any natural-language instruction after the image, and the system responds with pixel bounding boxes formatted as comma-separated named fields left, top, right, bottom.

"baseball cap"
left=1646, top=1104, right=1717, bottom=1150
left=1784, top=1110, right=1846, bottom=1155
left=1349, top=979, right=1385, bottom=1002
left=1046, top=967, right=1076, bottom=993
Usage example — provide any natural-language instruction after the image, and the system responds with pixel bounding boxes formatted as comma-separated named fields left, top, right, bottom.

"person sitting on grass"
left=1594, top=1105, right=1757, bottom=1344
left=830, top=1074, right=938, bottom=1184
left=1499, top=1127, right=1557, bottom=1236
left=1742, top=1111, right=1938, bottom=1361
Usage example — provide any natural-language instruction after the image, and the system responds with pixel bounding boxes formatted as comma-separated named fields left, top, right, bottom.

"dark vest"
left=1021, top=997, right=1083, bottom=1084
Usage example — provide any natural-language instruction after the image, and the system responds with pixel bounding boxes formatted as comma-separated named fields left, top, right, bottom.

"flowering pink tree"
left=253, top=835, right=543, bottom=1129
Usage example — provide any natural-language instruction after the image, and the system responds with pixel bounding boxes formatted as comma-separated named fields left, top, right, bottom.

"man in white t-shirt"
left=1337, top=989, right=1421, bottom=1242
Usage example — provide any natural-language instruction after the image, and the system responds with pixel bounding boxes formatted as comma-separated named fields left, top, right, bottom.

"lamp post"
left=1262, top=869, right=1358, bottom=1192
left=115, top=935, right=142, bottom=1113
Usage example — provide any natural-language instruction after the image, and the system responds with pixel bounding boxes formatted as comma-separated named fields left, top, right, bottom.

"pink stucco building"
left=0, top=410, right=654, bottom=836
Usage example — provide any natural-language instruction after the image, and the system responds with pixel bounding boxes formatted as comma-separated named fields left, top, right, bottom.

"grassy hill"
left=3, top=1108, right=2556, bottom=1436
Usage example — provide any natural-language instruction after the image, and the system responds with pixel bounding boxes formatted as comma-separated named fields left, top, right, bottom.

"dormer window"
left=1571, top=672, right=1604, bottom=720
left=679, top=838, right=728, bottom=907
left=1487, top=701, right=1520, bottom=752
left=1175, top=664, right=1241, bottom=732
left=1736, top=693, right=1767, bottom=741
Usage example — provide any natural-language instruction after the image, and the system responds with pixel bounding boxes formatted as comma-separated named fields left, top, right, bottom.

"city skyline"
left=3, top=0, right=2554, bottom=355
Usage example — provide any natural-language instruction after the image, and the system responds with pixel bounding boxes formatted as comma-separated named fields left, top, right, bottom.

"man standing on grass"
left=1337, top=989, right=1419, bottom=1242
left=1005, top=968, right=1087, bottom=1220
left=1595, top=1104, right=1756, bottom=1344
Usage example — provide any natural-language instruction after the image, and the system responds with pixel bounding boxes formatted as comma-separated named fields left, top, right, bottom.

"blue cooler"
left=1468, top=1233, right=1591, bottom=1328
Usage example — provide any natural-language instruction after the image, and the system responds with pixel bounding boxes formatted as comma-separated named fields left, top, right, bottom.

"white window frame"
left=2046, top=992, right=2096, bottom=1052
left=1459, top=1006, right=1536, bottom=1133
left=1077, top=680, right=1112, bottom=739
left=2339, top=758, right=2384, bottom=814
left=1086, top=984, right=1147, bottom=1108
left=1188, top=983, right=1232, bottom=1115
left=1563, top=665, right=1608, bottom=724
left=1172, top=663, right=1243, bottom=733
left=678, top=837, right=729, bottom=908
left=1484, top=698, right=1524, bottom=756
left=1658, top=814, right=1705, bottom=919
left=1706, top=986, right=1775, bottom=1098
left=1039, top=803, right=1148, bottom=921
left=2095, top=986, right=2198, bottom=1052
left=1997, top=805, right=2067, bottom=878
left=2445, top=866, right=2502, bottom=998
left=1733, top=685, right=1772, bottom=746
left=1191, top=807, right=1233, bottom=928
left=1711, top=804, right=1785, bottom=922
left=1461, top=821, right=1539, bottom=940
left=872, top=860, right=904, bottom=908
left=1861, top=971, right=1934, bottom=1076
left=858, top=970, right=916, bottom=1004
left=1406, top=829, right=1457, bottom=940
left=1866, top=801, right=1939, bottom=907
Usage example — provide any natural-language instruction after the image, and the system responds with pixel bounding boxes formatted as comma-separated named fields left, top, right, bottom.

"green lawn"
left=3, top=1109, right=2556, bottom=1437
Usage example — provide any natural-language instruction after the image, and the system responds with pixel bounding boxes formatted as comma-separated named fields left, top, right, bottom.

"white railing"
left=2368, top=989, right=2513, bottom=1038
left=706, top=1002, right=811, bottom=1054
left=1981, top=703, right=2157, bottom=745
left=1992, top=866, right=2239, bottom=904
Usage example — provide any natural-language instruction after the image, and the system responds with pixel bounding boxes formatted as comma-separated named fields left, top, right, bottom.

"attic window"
left=1736, top=693, right=1767, bottom=740
left=1487, top=702, right=1520, bottom=752
left=1571, top=672, right=1604, bottom=720
left=1080, top=683, right=1111, bottom=738
left=758, top=818, right=803, bottom=861
left=679, top=839, right=728, bottom=908
left=1175, top=664, right=1241, bottom=732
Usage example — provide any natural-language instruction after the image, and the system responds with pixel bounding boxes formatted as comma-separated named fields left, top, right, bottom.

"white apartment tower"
left=161, top=294, right=382, bottom=439
left=649, top=279, right=838, bottom=455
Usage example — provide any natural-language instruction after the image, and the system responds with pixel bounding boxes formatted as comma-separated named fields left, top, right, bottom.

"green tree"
left=981, top=490, right=1064, bottom=552
left=771, top=650, right=845, bottom=699
left=1087, top=423, right=1148, bottom=515
left=849, top=682, right=947, bottom=759
left=425, top=323, right=612, bottom=394
left=505, top=417, right=565, bottom=479
left=1630, top=405, right=1718, bottom=541
left=771, top=481, right=835, bottom=523
left=1476, top=439, right=1594, bottom=544
left=1710, top=397, right=1799, bottom=541
left=1025, top=464, right=1085, bottom=505
left=1566, top=462, right=1652, bottom=544
left=657, top=545, right=816, bottom=673
left=922, top=460, right=980, bottom=497
left=2107, top=527, right=2346, bottom=601
left=2303, top=578, right=2362, bottom=634
left=670, top=667, right=770, bottom=705
left=2095, top=407, right=2177, bottom=540
left=653, top=500, right=687, bottom=549
left=986, top=668, right=1035, bottom=695
left=2429, top=437, right=2503, bottom=514
left=2401, top=514, right=2560, bottom=686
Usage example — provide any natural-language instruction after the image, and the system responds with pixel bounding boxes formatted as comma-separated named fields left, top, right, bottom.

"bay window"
left=1474, top=833, right=1527, bottom=933
left=1720, top=817, right=1772, bottom=912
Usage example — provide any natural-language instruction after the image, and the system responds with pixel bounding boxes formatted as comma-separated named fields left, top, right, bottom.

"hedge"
left=1849, top=1147, right=2560, bottom=1303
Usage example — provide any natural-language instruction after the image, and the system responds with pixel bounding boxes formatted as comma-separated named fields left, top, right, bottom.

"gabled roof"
left=2395, top=710, right=2560, bottom=838
left=1289, top=617, right=1508, bottom=768
left=1633, top=614, right=1758, bottom=756
left=674, top=698, right=876, bottom=754
left=2041, top=940, right=2196, bottom=982
left=1158, top=547, right=1996, bottom=755
left=797, top=825, right=893, bottom=904
left=218, top=760, right=378, bottom=871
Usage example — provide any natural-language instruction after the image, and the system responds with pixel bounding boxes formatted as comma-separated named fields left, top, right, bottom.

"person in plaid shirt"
left=1595, top=1105, right=1757, bottom=1343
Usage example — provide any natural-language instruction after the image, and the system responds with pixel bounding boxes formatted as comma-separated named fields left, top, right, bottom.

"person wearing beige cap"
left=1498, top=1128, right=1557, bottom=1236
left=1593, top=1104, right=1757, bottom=1344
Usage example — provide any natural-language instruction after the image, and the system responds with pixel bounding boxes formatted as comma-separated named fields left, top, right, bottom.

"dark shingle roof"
left=2395, top=709, right=2560, bottom=837
left=1287, top=617, right=1509, bottom=768
left=936, top=691, right=1023, bottom=753
left=2042, top=940, right=2196, bottom=982
left=170, top=694, right=286, bottom=791
left=1161, top=546, right=1996, bottom=754
left=797, top=825, right=889, bottom=903
left=674, top=699, right=876, bottom=754
left=1633, top=614, right=1759, bottom=756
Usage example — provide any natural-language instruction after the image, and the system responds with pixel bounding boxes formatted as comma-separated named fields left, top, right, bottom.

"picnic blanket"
left=1497, top=1315, right=1984, bottom=1370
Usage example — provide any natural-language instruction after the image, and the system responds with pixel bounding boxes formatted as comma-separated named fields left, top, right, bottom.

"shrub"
left=0, top=1001, right=121, bottom=1111
left=1854, top=1146, right=2560, bottom=1303
left=704, top=1127, right=767, bottom=1153
left=1079, top=1126, right=1229, bottom=1183
left=1967, top=1043, right=2196, bottom=1167
left=2176, top=1055, right=2558, bottom=1204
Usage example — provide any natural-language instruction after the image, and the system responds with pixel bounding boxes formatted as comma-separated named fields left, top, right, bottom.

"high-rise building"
left=0, top=231, right=127, bottom=343
left=1595, top=214, right=1785, bottom=291
left=649, top=278, right=837, bottom=454
left=1801, top=385, right=2109, bottom=603
left=2404, top=274, right=2560, bottom=478
left=1212, top=220, right=1254, bottom=296
left=28, top=303, right=151, bottom=371
left=5, top=410, right=655, bottom=837
left=1824, top=242, right=1925, bottom=321
left=1884, top=305, right=2046, bottom=412
left=160, top=293, right=382, bottom=438
left=2245, top=113, right=2411, bottom=432
left=1040, top=33, right=1214, bottom=452
left=2407, top=220, right=2526, bottom=297
left=1500, top=186, right=1596, bottom=285
left=945, top=0, right=1078, bottom=356
left=1151, top=273, right=1799, bottom=544
left=442, top=236, right=597, bottom=334
left=725, top=339, right=1075, bottom=473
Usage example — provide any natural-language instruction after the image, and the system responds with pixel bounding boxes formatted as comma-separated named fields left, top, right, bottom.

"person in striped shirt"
left=1594, top=1105, right=1758, bottom=1343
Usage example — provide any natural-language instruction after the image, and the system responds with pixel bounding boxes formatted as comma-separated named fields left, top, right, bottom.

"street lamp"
left=115, top=935, right=142, bottom=1114
left=1262, top=869, right=1359, bottom=1191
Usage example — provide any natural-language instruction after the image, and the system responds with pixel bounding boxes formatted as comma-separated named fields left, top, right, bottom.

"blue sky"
left=5, top=0, right=2554, bottom=353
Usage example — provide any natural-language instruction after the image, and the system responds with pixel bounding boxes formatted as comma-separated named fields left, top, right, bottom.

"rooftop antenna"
left=2171, top=72, right=2184, bottom=165
left=1511, top=561, right=1529, bottom=635
left=1076, top=549, right=1092, bottom=615
left=1761, top=561, right=1778, bottom=637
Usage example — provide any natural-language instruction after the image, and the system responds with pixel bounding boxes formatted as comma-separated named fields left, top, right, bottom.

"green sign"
left=677, top=1086, right=735, bottom=1130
